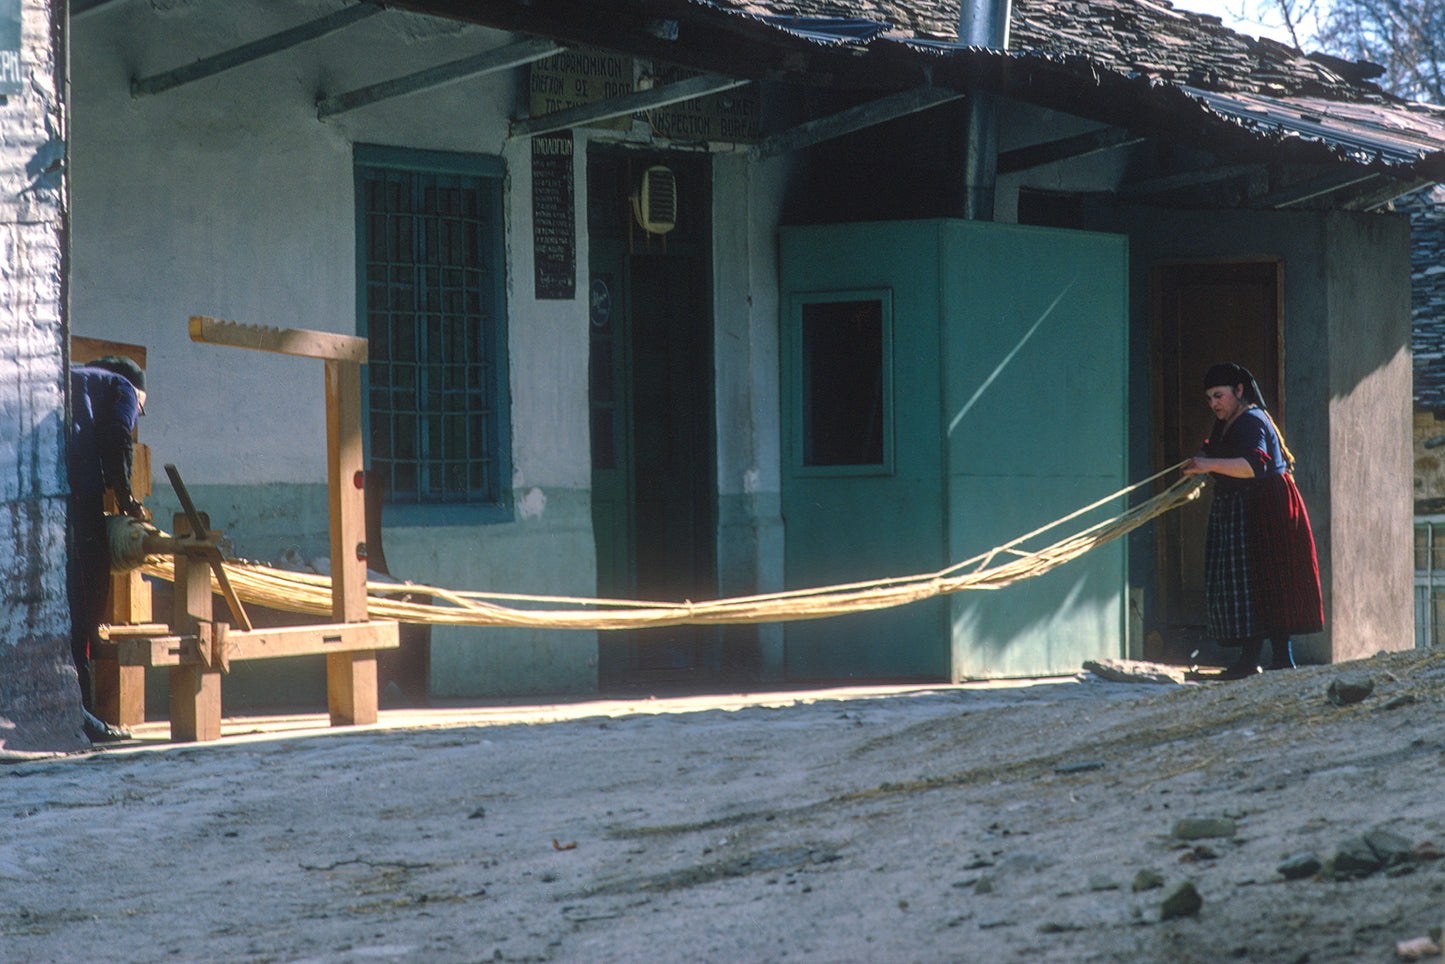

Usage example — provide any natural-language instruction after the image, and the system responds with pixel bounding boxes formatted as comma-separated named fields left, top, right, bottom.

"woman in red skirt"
left=1183, top=363, right=1324, bottom=679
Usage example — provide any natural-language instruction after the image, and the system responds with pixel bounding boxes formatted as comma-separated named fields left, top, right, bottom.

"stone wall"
left=0, top=0, right=83, bottom=755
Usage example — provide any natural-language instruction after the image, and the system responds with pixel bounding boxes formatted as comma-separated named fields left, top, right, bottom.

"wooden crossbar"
left=98, top=621, right=399, bottom=668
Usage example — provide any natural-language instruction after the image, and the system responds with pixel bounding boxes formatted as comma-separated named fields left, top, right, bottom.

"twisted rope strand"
left=139, top=469, right=1204, bottom=631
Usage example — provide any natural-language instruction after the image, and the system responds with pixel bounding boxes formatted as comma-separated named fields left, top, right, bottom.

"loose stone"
left=1159, top=881, right=1202, bottom=920
left=1172, top=816, right=1237, bottom=840
left=1364, top=828, right=1415, bottom=868
left=1277, top=852, right=1321, bottom=880
left=1133, top=868, right=1166, bottom=892
left=1326, top=674, right=1375, bottom=706
left=1329, top=836, right=1383, bottom=879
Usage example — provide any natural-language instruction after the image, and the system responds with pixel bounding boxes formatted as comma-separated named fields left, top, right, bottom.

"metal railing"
left=1415, top=516, right=1445, bottom=648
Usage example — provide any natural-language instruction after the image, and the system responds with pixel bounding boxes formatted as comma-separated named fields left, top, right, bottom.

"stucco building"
left=4, top=0, right=1445, bottom=749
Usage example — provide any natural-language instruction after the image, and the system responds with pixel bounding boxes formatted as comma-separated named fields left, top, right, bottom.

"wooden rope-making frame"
left=139, top=465, right=1204, bottom=632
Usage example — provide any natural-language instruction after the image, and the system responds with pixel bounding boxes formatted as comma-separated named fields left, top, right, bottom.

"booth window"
left=355, top=146, right=510, bottom=520
left=797, top=293, right=891, bottom=470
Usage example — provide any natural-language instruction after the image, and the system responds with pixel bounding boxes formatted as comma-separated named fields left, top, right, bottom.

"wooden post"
left=189, top=317, right=385, bottom=726
left=326, top=358, right=376, bottom=725
left=93, top=659, right=145, bottom=730
left=169, top=512, right=221, bottom=741
left=99, top=440, right=153, bottom=728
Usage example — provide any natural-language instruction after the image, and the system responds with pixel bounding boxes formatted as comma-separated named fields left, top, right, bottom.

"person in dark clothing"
left=69, top=355, right=149, bottom=742
left=1183, top=362, right=1323, bottom=680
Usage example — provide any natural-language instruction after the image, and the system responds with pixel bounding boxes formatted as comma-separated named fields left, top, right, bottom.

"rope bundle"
left=139, top=467, right=1204, bottom=631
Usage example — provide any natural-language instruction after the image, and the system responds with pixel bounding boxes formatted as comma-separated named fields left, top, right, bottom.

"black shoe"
left=82, top=709, right=132, bottom=744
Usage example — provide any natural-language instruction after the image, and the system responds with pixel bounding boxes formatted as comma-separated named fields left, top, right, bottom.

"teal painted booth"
left=779, top=219, right=1129, bottom=680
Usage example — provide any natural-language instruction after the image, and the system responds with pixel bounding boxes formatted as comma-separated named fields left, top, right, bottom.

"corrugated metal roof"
left=1186, top=88, right=1445, bottom=169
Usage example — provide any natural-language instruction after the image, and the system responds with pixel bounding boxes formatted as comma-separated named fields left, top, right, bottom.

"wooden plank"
left=102, top=622, right=398, bottom=665
left=116, top=635, right=192, bottom=666
left=98, top=622, right=170, bottom=638
left=71, top=335, right=146, bottom=369
left=189, top=316, right=368, bottom=363
left=224, top=621, right=399, bottom=660
left=326, top=360, right=368, bottom=622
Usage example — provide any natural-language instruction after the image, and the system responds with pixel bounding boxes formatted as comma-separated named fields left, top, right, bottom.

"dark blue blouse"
left=70, top=365, right=141, bottom=506
left=1201, top=408, right=1287, bottom=493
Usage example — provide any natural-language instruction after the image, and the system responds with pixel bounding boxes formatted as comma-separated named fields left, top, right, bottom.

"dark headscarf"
left=1203, top=361, right=1296, bottom=467
left=1202, top=362, right=1265, bottom=409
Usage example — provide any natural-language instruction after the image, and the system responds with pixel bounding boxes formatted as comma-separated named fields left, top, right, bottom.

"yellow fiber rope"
left=140, top=466, right=1204, bottom=631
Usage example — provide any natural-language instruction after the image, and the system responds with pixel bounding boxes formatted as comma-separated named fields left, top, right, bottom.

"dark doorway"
left=587, top=148, right=717, bottom=684
left=1152, top=260, right=1282, bottom=663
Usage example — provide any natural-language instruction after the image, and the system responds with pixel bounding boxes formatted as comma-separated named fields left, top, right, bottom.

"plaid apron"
left=1205, top=472, right=1324, bottom=641
left=1205, top=488, right=1256, bottom=640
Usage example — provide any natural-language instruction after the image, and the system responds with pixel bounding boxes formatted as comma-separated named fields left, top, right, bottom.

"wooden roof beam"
left=1119, top=163, right=1266, bottom=198
left=318, top=37, right=562, bottom=119
left=510, top=72, right=749, bottom=140
left=751, top=86, right=962, bottom=162
left=1244, top=169, right=1424, bottom=210
left=131, top=3, right=382, bottom=98
left=997, top=127, right=1148, bottom=175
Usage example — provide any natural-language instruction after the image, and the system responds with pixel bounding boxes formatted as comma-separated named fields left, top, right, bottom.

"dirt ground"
left=4, top=649, right=1445, bottom=964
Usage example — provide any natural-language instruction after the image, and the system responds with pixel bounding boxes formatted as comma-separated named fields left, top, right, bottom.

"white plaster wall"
left=712, top=150, right=789, bottom=678
left=69, top=3, right=600, bottom=696
left=70, top=3, right=519, bottom=484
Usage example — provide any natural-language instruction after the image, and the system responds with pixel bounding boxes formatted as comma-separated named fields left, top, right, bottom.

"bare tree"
left=1224, top=0, right=1323, bottom=51
left=1303, top=0, right=1444, bottom=102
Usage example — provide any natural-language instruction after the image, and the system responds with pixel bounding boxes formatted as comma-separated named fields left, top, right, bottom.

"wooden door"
left=1152, top=261, right=1282, bottom=659
left=587, top=148, right=716, bottom=683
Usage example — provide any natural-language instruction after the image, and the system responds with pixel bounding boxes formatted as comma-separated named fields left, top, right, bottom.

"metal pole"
left=955, top=0, right=1011, bottom=221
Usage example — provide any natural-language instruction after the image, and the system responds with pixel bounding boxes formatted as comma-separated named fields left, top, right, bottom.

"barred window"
left=356, top=147, right=509, bottom=516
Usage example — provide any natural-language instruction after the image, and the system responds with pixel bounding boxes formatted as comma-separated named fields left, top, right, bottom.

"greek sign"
left=532, top=131, right=576, bottom=300
left=529, top=48, right=632, bottom=132
left=528, top=46, right=760, bottom=143
left=0, top=0, right=21, bottom=97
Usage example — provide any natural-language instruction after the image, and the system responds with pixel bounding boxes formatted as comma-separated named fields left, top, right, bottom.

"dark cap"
left=88, top=355, right=146, bottom=393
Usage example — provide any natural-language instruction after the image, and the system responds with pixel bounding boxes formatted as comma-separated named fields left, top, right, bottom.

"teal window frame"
left=787, top=288, right=895, bottom=477
left=354, top=144, right=512, bottom=525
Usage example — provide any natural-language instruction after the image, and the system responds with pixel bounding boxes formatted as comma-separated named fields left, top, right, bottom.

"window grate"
left=359, top=162, right=503, bottom=507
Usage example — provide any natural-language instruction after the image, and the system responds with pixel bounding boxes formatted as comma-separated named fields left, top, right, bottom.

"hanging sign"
left=528, top=46, right=760, bottom=143
left=0, top=0, right=21, bottom=97
left=646, top=64, right=760, bottom=143
left=532, top=131, right=576, bottom=301
left=529, top=48, right=632, bottom=132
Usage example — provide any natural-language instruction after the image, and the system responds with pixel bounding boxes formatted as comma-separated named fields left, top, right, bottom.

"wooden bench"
left=96, top=618, right=398, bottom=742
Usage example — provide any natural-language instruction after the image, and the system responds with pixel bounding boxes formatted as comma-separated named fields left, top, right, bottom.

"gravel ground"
left=4, top=649, right=1445, bottom=963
